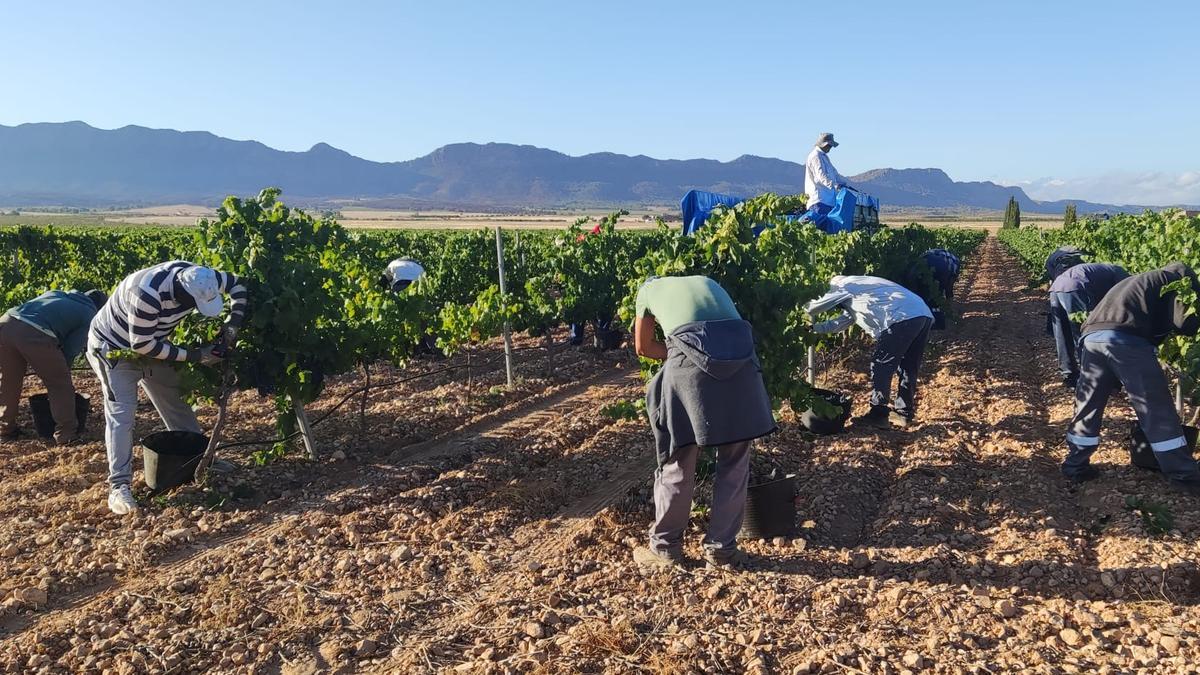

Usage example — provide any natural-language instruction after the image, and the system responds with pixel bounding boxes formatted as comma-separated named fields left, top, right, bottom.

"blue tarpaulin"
left=824, top=188, right=857, bottom=234
left=680, top=187, right=869, bottom=236
left=680, top=189, right=745, bottom=236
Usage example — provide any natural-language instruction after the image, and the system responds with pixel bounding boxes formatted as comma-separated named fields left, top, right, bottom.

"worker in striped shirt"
left=87, top=261, right=248, bottom=515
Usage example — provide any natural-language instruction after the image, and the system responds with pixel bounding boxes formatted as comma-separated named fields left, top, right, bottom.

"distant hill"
left=0, top=121, right=1136, bottom=213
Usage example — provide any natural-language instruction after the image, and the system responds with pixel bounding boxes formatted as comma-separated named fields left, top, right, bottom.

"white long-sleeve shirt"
left=804, top=275, right=932, bottom=339
left=804, top=146, right=848, bottom=208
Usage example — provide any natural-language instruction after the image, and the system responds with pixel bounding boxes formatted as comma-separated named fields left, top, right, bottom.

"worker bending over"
left=88, top=262, right=247, bottom=515
left=0, top=289, right=107, bottom=443
left=918, top=248, right=961, bottom=302
left=634, top=275, right=775, bottom=570
left=383, top=257, right=425, bottom=292
left=1064, top=263, right=1200, bottom=495
left=382, top=257, right=443, bottom=356
left=806, top=275, right=934, bottom=429
left=1047, top=259, right=1128, bottom=388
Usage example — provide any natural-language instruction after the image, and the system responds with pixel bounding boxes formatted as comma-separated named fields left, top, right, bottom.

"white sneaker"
left=108, top=485, right=139, bottom=515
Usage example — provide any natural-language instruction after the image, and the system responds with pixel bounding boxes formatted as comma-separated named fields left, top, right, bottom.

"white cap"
left=387, top=258, right=426, bottom=284
left=177, top=265, right=224, bottom=317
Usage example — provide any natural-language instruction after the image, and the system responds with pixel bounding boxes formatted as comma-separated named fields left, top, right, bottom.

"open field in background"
left=0, top=204, right=1062, bottom=231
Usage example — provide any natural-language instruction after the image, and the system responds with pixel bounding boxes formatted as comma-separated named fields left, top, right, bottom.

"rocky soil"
left=2, top=238, right=1198, bottom=674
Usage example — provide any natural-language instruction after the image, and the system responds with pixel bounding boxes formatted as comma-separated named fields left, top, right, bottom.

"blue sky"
left=3, top=1, right=1198, bottom=204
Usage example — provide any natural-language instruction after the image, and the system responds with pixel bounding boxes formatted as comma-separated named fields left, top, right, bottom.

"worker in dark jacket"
left=1046, top=246, right=1088, bottom=281
left=1048, top=262, right=1129, bottom=388
left=0, top=289, right=107, bottom=443
left=634, top=275, right=776, bottom=570
left=1065, top=263, right=1200, bottom=494
left=919, top=248, right=961, bottom=302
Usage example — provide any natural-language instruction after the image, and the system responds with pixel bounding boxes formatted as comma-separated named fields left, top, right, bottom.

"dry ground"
left=2, top=239, right=1198, bottom=674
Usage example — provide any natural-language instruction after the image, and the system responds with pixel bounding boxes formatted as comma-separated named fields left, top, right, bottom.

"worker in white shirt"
left=383, top=257, right=425, bottom=292
left=382, top=257, right=441, bottom=356
left=803, top=132, right=851, bottom=222
left=805, top=275, right=934, bottom=429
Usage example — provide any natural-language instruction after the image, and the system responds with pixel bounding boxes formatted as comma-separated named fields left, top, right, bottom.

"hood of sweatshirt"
left=667, top=318, right=757, bottom=380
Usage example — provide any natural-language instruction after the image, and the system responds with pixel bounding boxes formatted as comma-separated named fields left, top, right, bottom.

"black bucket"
left=28, top=393, right=90, bottom=439
left=800, top=388, right=851, bottom=435
left=741, top=474, right=797, bottom=539
left=1128, top=423, right=1198, bottom=471
left=593, top=328, right=624, bottom=351
left=931, top=308, right=947, bottom=331
left=141, top=431, right=209, bottom=491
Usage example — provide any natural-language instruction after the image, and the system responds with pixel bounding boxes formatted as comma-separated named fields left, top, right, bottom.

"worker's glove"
left=199, top=349, right=225, bottom=367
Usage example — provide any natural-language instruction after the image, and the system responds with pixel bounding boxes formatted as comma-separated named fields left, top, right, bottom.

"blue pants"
left=1049, top=290, right=1088, bottom=380
left=1065, top=339, right=1198, bottom=483
left=934, top=270, right=957, bottom=302
left=870, top=316, right=933, bottom=418
left=569, top=315, right=616, bottom=346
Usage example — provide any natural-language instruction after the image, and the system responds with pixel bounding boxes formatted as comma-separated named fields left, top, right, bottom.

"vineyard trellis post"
left=292, top=398, right=319, bottom=460
left=807, top=248, right=817, bottom=385
left=495, top=226, right=515, bottom=388
left=359, top=363, right=371, bottom=441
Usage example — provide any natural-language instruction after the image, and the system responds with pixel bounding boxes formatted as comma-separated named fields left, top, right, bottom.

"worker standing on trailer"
left=1063, top=263, right=1200, bottom=494
left=0, top=289, right=107, bottom=443
left=803, top=132, right=851, bottom=222
left=633, top=275, right=776, bottom=570
left=87, top=262, right=247, bottom=515
left=805, top=275, right=934, bottom=429
left=1047, top=260, right=1129, bottom=388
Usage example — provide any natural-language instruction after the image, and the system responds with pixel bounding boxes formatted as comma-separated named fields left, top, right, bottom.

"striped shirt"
left=89, top=261, right=247, bottom=362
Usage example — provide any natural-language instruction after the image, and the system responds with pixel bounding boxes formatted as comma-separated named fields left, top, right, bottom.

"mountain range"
left=0, top=121, right=1132, bottom=213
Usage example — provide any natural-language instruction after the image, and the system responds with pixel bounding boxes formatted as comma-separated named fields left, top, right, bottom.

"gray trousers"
left=650, top=441, right=750, bottom=555
left=1065, top=339, right=1198, bottom=482
left=870, top=316, right=933, bottom=417
left=86, top=337, right=201, bottom=488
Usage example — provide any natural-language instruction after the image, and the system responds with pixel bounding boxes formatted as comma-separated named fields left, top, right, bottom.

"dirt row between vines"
left=4, top=237, right=1200, bottom=674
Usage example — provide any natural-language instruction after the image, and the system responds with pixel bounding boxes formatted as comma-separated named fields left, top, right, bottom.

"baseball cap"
left=177, top=265, right=224, bottom=317
left=816, top=132, right=839, bottom=148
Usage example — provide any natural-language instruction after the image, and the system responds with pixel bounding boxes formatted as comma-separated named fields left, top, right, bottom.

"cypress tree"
left=1002, top=196, right=1020, bottom=228
left=1064, top=203, right=1077, bottom=227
